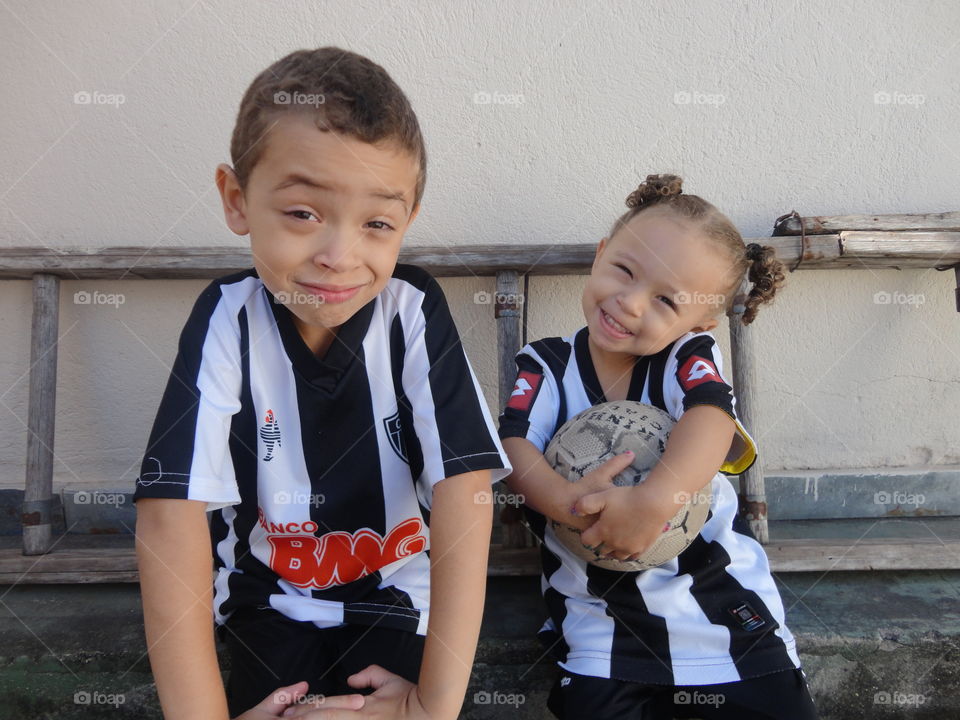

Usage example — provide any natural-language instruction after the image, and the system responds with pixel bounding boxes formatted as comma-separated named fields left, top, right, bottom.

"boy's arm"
left=577, top=404, right=735, bottom=558
left=136, top=498, right=230, bottom=720
left=501, top=436, right=635, bottom=531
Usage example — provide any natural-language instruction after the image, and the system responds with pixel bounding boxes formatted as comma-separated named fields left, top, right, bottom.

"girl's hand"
left=560, top=451, right=635, bottom=531
left=233, top=682, right=364, bottom=719
left=280, top=665, right=434, bottom=720
left=575, top=483, right=675, bottom=560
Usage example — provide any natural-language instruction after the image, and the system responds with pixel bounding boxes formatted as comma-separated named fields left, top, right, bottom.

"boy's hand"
left=575, top=482, right=679, bottom=560
left=234, top=682, right=365, bottom=720
left=280, top=665, right=432, bottom=719
left=560, top=451, right=635, bottom=531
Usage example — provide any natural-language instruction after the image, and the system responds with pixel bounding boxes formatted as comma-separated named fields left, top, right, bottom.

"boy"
left=134, top=47, right=511, bottom=720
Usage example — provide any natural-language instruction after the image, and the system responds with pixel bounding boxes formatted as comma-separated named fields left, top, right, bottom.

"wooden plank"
left=839, top=231, right=960, bottom=268
left=5, top=233, right=958, bottom=279
left=763, top=537, right=960, bottom=572
left=22, top=274, right=59, bottom=556
left=728, top=278, right=768, bottom=543
left=775, top=211, right=960, bottom=235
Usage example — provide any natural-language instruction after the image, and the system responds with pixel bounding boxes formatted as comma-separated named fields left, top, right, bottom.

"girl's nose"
left=618, top=289, right=647, bottom=317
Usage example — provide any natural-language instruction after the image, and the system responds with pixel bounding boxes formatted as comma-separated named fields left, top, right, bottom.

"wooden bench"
left=2, top=210, right=960, bottom=582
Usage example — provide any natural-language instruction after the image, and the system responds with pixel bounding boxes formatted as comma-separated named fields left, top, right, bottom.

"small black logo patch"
left=729, top=602, right=766, bottom=631
left=383, top=411, right=408, bottom=464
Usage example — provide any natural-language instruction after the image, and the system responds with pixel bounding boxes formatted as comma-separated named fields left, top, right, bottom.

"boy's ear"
left=215, top=163, right=250, bottom=236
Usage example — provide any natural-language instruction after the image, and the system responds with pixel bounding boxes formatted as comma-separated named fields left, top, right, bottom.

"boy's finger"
left=261, top=681, right=310, bottom=711
left=346, top=663, right=397, bottom=691
left=281, top=694, right=365, bottom=718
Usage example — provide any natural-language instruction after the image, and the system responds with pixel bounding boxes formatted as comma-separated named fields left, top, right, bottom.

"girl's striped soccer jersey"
left=135, top=265, right=511, bottom=634
left=498, top=327, right=801, bottom=685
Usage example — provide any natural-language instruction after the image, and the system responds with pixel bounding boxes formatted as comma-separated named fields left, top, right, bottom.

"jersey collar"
left=574, top=326, right=651, bottom=404
left=266, top=285, right=377, bottom=393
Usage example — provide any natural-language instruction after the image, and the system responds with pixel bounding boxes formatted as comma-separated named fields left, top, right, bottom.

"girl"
left=499, top=174, right=817, bottom=719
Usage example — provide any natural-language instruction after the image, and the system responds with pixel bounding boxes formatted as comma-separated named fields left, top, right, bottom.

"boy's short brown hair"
left=230, top=47, right=426, bottom=208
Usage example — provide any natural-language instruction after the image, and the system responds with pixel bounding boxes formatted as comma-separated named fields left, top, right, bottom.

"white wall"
left=1, top=0, right=958, bottom=490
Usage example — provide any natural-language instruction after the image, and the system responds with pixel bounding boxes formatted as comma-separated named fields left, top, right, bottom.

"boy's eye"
left=366, top=220, right=395, bottom=231
left=658, top=295, right=677, bottom=310
left=285, top=210, right=319, bottom=222
left=614, top=263, right=633, bottom=278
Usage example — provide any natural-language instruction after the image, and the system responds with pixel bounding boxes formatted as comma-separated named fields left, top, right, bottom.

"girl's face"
left=582, top=209, right=732, bottom=359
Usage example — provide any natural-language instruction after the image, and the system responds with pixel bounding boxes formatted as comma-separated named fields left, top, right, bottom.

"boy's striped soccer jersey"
left=134, top=265, right=511, bottom=634
left=498, top=327, right=801, bottom=685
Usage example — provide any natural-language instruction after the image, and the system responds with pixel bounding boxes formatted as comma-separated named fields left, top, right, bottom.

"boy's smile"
left=216, top=114, right=420, bottom=357
left=583, top=209, right=731, bottom=364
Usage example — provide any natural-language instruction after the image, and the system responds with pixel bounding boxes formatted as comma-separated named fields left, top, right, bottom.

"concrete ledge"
left=0, top=574, right=957, bottom=719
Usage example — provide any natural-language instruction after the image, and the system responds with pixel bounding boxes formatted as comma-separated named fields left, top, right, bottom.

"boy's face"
left=216, top=114, right=420, bottom=354
left=582, top=209, right=730, bottom=358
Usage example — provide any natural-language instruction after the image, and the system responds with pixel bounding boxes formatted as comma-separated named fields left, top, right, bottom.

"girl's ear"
left=215, top=164, right=250, bottom=236
left=690, top=317, right=720, bottom=333
left=593, top=237, right=609, bottom=270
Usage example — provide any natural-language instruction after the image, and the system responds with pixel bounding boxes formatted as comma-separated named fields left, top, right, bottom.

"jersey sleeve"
left=497, top=345, right=561, bottom=453
left=663, top=333, right=757, bottom=475
left=401, top=273, right=512, bottom=505
left=133, top=282, right=243, bottom=511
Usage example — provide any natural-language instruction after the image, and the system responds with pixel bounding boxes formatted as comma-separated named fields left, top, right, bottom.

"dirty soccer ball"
left=544, top=401, right=710, bottom=571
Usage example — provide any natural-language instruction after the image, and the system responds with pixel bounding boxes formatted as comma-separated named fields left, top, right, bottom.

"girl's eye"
left=285, top=210, right=318, bottom=222
left=614, top=263, right=633, bottom=277
left=366, top=220, right=395, bottom=231
left=658, top=295, right=677, bottom=309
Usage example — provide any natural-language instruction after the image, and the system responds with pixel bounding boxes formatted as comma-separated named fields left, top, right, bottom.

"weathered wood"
left=775, top=211, right=960, bottom=235
left=763, top=537, right=960, bottom=572
left=22, top=274, right=59, bottom=556
left=5, top=233, right=960, bottom=279
left=727, top=277, right=768, bottom=543
left=495, top=271, right=533, bottom=549
left=839, top=231, right=960, bottom=267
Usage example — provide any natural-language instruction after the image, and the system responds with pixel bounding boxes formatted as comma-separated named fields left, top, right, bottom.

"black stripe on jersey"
left=417, top=273, right=502, bottom=479
left=390, top=312, right=430, bottom=527
left=343, top=586, right=421, bottom=633
left=573, top=329, right=605, bottom=405
left=135, top=272, right=253, bottom=500
left=676, top=535, right=795, bottom=680
left=642, top=345, right=671, bottom=412
left=584, top=565, right=674, bottom=684
left=538, top=538, right=572, bottom=662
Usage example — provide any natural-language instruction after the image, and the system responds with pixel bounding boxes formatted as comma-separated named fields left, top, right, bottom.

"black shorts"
left=219, top=607, right=425, bottom=717
left=547, top=667, right=818, bottom=720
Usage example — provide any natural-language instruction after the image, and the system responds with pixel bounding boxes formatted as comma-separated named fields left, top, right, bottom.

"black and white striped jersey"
left=134, top=265, right=511, bottom=634
left=498, top=327, right=800, bottom=685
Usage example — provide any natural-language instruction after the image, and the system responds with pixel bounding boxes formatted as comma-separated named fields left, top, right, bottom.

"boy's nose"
left=618, top=290, right=647, bottom=317
left=311, top=228, right=358, bottom=272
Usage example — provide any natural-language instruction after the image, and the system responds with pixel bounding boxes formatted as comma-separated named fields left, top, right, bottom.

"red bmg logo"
left=267, top=518, right=426, bottom=590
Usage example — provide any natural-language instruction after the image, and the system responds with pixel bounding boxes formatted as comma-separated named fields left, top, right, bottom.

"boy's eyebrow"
left=273, top=173, right=410, bottom=213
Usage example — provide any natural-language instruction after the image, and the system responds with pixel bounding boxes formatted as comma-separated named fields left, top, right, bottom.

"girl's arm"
left=576, top=404, right=735, bottom=558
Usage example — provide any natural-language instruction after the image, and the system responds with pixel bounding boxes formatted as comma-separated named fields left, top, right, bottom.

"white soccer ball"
left=544, top=401, right=710, bottom=571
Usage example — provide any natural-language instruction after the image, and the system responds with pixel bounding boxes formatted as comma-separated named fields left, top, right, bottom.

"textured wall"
left=0, top=0, right=958, bottom=490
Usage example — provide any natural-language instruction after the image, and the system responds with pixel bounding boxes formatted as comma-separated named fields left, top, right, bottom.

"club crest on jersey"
left=383, top=411, right=408, bottom=464
left=507, top=370, right=543, bottom=413
left=678, top=355, right=723, bottom=392
left=259, top=409, right=281, bottom=462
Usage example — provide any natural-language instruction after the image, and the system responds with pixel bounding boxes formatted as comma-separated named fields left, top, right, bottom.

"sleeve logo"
left=678, top=355, right=723, bottom=391
left=506, top=370, right=543, bottom=413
